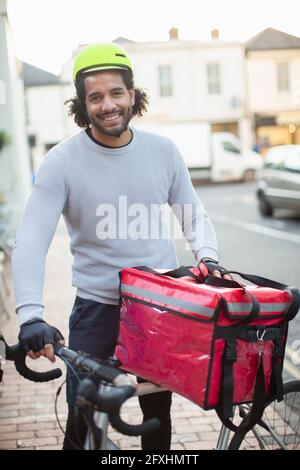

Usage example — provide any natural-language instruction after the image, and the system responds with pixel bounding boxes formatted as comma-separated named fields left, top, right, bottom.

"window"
left=263, top=148, right=285, bottom=169
left=284, top=148, right=300, bottom=173
left=158, top=65, right=173, bottom=97
left=277, top=63, right=290, bottom=91
left=222, top=141, right=240, bottom=154
left=207, top=63, right=221, bottom=94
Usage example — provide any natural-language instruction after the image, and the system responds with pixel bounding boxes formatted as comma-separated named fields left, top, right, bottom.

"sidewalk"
left=0, top=219, right=222, bottom=450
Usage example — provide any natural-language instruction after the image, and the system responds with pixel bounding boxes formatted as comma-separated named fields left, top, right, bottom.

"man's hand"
left=200, top=258, right=234, bottom=281
left=18, top=319, right=65, bottom=363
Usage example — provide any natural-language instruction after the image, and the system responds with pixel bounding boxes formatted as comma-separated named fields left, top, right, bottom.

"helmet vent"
left=115, top=53, right=126, bottom=58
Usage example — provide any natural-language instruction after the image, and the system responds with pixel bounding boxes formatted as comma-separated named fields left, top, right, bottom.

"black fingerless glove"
left=18, top=319, right=64, bottom=353
left=200, top=258, right=228, bottom=276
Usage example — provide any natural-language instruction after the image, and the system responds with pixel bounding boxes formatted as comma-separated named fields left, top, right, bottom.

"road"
left=173, top=181, right=300, bottom=381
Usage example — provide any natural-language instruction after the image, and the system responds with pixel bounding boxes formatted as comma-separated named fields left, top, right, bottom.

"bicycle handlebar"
left=2, top=336, right=62, bottom=382
left=2, top=337, right=160, bottom=438
left=53, top=343, right=160, bottom=436
left=53, top=343, right=123, bottom=384
left=77, top=378, right=160, bottom=437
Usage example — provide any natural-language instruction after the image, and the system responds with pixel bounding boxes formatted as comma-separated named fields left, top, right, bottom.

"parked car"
left=256, top=145, right=300, bottom=217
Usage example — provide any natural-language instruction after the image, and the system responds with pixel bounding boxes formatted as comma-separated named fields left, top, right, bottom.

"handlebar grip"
left=77, top=380, right=134, bottom=413
left=7, top=343, right=62, bottom=382
left=77, top=379, right=161, bottom=437
left=110, top=412, right=160, bottom=437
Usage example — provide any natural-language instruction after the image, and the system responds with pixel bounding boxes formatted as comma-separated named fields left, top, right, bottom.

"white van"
left=133, top=121, right=262, bottom=182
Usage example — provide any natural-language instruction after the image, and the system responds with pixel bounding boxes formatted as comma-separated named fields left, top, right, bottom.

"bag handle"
left=223, top=271, right=300, bottom=321
left=201, top=274, right=260, bottom=323
left=134, top=265, right=245, bottom=287
left=198, top=265, right=299, bottom=322
left=134, top=265, right=205, bottom=284
left=133, top=266, right=260, bottom=324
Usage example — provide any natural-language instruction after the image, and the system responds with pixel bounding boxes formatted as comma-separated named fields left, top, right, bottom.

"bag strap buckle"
left=257, top=329, right=266, bottom=342
left=257, top=329, right=266, bottom=357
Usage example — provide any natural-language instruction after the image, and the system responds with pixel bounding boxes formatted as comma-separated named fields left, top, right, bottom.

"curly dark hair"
left=65, top=69, right=149, bottom=128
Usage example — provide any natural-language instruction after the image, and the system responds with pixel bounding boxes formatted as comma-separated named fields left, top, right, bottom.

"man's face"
left=84, top=71, right=135, bottom=138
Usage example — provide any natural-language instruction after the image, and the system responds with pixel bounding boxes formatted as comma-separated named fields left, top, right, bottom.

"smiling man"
left=84, top=72, right=134, bottom=141
left=12, top=42, right=227, bottom=450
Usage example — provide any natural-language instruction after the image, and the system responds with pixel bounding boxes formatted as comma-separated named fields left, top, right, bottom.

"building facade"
left=61, top=31, right=251, bottom=147
left=245, top=28, right=300, bottom=154
left=23, top=27, right=300, bottom=163
left=0, top=0, right=31, bottom=244
left=22, top=62, right=78, bottom=171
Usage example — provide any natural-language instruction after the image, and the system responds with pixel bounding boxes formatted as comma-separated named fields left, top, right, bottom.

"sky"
left=7, top=0, right=300, bottom=74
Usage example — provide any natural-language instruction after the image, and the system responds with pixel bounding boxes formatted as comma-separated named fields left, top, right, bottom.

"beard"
left=89, top=106, right=133, bottom=138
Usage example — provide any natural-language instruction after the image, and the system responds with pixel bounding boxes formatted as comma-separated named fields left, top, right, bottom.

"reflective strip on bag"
left=121, top=283, right=216, bottom=318
left=226, top=302, right=290, bottom=314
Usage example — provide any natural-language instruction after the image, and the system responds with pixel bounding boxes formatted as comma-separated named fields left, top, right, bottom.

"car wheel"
left=258, top=194, right=273, bottom=217
left=243, top=169, right=256, bottom=182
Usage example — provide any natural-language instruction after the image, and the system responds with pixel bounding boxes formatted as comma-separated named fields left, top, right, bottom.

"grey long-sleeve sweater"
left=12, top=127, right=218, bottom=326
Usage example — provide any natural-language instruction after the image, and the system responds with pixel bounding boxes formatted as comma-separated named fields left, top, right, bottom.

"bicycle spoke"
left=293, top=409, right=300, bottom=450
left=229, top=382, right=300, bottom=450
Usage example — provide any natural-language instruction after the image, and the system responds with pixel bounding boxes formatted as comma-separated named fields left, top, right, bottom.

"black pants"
left=62, top=297, right=172, bottom=450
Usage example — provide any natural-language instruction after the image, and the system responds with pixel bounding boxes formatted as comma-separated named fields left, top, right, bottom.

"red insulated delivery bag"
left=115, top=265, right=300, bottom=432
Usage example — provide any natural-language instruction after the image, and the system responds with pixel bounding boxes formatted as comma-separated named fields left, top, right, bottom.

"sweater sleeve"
left=167, top=141, right=218, bottom=263
left=11, top=150, right=68, bottom=326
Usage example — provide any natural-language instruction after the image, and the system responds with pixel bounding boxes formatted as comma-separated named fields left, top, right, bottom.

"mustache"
left=96, top=110, right=122, bottom=119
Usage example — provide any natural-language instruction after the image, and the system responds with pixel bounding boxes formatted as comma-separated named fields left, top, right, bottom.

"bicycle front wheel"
left=228, top=380, right=300, bottom=450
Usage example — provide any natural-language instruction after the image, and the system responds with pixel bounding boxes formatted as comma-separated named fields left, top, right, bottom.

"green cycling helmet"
left=73, top=42, right=133, bottom=83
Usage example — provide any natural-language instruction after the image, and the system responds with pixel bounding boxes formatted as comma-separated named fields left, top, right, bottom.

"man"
left=13, top=42, right=230, bottom=450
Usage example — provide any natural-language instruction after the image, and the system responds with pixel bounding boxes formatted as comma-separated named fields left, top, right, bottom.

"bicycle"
left=1, top=335, right=300, bottom=450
